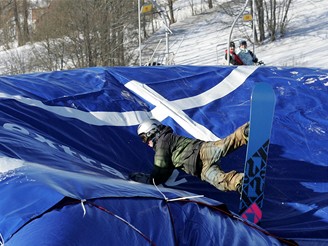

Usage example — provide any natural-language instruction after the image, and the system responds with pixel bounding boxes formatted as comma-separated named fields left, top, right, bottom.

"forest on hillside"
left=0, top=0, right=292, bottom=75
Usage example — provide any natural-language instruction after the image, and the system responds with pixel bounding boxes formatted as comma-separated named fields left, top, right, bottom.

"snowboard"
left=239, top=82, right=276, bottom=224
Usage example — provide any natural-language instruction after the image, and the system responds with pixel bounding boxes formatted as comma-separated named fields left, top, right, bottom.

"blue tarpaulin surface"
left=0, top=65, right=327, bottom=245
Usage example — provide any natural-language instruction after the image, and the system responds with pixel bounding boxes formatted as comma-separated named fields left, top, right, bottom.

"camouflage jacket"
left=150, top=126, right=203, bottom=183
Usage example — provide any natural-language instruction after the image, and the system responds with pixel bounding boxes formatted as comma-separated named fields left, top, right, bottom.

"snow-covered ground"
left=142, top=0, right=328, bottom=68
left=1, top=0, right=327, bottom=74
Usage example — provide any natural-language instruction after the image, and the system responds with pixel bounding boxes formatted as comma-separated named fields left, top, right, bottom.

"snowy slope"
left=0, top=0, right=327, bottom=72
left=142, top=0, right=328, bottom=68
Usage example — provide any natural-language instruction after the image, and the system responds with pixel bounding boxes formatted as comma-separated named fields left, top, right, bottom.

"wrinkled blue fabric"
left=0, top=66, right=327, bottom=245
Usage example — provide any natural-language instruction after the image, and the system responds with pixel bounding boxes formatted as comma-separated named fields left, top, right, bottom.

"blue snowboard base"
left=239, top=83, right=276, bottom=224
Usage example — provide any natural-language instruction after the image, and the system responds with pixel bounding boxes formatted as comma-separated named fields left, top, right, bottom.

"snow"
left=142, top=0, right=328, bottom=68
left=0, top=0, right=328, bottom=75
left=0, top=157, right=25, bottom=173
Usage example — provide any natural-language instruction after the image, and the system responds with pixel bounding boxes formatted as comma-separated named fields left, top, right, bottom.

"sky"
left=142, top=0, right=328, bottom=68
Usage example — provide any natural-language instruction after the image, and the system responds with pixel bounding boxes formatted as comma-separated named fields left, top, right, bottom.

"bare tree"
left=0, top=0, right=31, bottom=48
left=0, top=0, right=15, bottom=49
left=31, top=0, right=139, bottom=70
left=167, top=0, right=175, bottom=24
left=262, top=0, right=292, bottom=41
left=13, top=0, right=23, bottom=46
left=254, top=0, right=265, bottom=42
left=231, top=0, right=293, bottom=43
left=12, top=0, right=31, bottom=46
left=208, top=0, right=213, bottom=9
left=22, top=0, right=30, bottom=43
left=278, top=0, right=292, bottom=37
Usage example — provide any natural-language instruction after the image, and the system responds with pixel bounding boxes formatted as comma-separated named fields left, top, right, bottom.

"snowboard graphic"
left=239, top=82, right=276, bottom=224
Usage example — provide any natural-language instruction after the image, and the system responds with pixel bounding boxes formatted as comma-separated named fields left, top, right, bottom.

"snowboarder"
left=129, top=119, right=249, bottom=193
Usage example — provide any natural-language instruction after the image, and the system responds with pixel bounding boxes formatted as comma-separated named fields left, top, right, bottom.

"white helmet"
left=137, top=118, right=163, bottom=143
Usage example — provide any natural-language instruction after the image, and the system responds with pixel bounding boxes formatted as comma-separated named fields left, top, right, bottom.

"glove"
left=129, top=172, right=151, bottom=184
